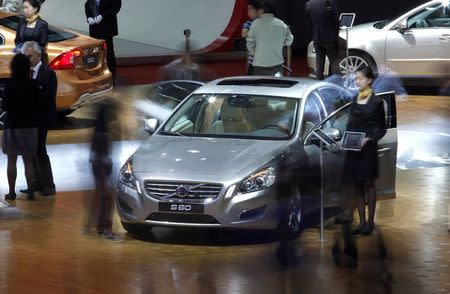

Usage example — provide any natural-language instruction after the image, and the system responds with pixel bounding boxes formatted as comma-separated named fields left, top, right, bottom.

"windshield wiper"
left=159, top=130, right=185, bottom=137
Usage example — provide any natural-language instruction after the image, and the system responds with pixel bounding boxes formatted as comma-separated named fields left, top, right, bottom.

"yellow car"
left=0, top=12, right=113, bottom=116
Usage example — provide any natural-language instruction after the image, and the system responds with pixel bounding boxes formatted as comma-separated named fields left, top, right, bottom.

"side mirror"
left=323, top=127, right=342, bottom=141
left=396, top=19, right=408, bottom=34
left=144, top=118, right=159, bottom=135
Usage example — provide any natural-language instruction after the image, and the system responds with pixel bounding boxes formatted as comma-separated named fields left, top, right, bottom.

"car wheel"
left=121, top=221, right=152, bottom=235
left=277, top=185, right=303, bottom=240
left=339, top=51, right=377, bottom=90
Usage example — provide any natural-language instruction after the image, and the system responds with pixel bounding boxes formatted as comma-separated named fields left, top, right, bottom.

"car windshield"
left=0, top=16, right=77, bottom=42
left=162, top=94, right=299, bottom=140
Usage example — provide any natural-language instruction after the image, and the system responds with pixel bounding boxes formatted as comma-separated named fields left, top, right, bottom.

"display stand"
left=319, top=141, right=325, bottom=242
left=339, top=13, right=356, bottom=90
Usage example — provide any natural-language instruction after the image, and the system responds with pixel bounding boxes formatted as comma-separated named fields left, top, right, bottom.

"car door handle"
left=439, top=37, right=450, bottom=42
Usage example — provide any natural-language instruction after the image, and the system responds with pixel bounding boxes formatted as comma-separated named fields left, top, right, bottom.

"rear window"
left=0, top=15, right=77, bottom=42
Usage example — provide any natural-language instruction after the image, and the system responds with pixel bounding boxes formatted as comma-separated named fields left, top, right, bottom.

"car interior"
left=167, top=96, right=297, bottom=137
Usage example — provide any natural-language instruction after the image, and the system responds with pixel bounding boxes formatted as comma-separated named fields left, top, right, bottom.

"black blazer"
left=85, top=0, right=122, bottom=39
left=305, top=0, right=340, bottom=43
left=35, top=64, right=58, bottom=128
left=3, top=79, right=40, bottom=129
left=15, top=17, right=49, bottom=49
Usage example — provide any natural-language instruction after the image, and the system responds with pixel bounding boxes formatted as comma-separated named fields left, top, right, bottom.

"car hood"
left=131, top=136, right=291, bottom=179
left=340, top=22, right=378, bottom=37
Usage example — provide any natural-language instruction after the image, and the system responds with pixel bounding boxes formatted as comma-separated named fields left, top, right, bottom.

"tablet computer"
left=311, top=129, right=336, bottom=146
left=340, top=13, right=356, bottom=29
left=341, top=131, right=365, bottom=151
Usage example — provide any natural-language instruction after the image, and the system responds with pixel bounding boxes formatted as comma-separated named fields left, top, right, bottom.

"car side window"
left=318, top=87, right=354, bottom=115
left=320, top=104, right=351, bottom=135
left=408, top=3, right=450, bottom=29
left=302, top=93, right=325, bottom=139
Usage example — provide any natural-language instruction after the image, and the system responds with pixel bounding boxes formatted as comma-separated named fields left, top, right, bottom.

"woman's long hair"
left=10, top=54, right=31, bottom=80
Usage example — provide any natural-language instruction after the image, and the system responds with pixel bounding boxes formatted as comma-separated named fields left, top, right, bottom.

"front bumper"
left=116, top=181, right=280, bottom=230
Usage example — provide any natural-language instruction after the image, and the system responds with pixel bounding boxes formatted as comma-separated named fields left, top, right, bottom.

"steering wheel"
left=261, top=124, right=290, bottom=135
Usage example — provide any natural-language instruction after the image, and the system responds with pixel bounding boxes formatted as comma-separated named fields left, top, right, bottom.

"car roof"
left=195, top=76, right=319, bottom=99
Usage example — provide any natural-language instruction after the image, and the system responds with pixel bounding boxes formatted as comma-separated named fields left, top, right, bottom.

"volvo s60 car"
left=117, top=77, right=398, bottom=238
left=0, top=12, right=112, bottom=118
left=307, top=0, right=450, bottom=85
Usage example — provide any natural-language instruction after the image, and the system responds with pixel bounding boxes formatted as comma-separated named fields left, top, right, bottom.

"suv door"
left=386, top=2, right=450, bottom=77
left=306, top=91, right=398, bottom=200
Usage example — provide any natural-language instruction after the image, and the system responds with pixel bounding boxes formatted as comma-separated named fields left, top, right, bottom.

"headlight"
left=240, top=167, right=276, bottom=194
left=119, top=159, right=139, bottom=191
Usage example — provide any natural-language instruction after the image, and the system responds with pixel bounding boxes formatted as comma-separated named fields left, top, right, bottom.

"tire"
left=276, top=184, right=304, bottom=240
left=338, top=51, right=377, bottom=90
left=121, top=221, right=152, bottom=235
left=339, top=50, right=377, bottom=75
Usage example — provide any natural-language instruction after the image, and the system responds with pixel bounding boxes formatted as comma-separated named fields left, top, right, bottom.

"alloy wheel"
left=339, top=55, right=369, bottom=91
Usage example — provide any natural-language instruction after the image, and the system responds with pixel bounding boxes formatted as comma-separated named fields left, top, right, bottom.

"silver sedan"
left=117, top=76, right=398, bottom=239
left=308, top=0, right=450, bottom=84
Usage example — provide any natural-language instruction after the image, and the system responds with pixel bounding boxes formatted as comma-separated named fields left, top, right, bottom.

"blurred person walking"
left=246, top=0, right=293, bottom=76
left=0, top=0, right=23, bottom=13
left=344, top=66, right=386, bottom=236
left=1, top=54, right=40, bottom=201
left=305, top=0, right=340, bottom=80
left=15, top=0, right=48, bottom=51
left=242, top=0, right=260, bottom=75
left=20, top=41, right=57, bottom=196
left=85, top=101, right=122, bottom=241
left=85, top=0, right=122, bottom=86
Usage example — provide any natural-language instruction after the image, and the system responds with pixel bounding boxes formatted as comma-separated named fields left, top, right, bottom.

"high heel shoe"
left=361, top=223, right=375, bottom=235
left=4, top=193, right=17, bottom=201
left=351, top=222, right=366, bottom=235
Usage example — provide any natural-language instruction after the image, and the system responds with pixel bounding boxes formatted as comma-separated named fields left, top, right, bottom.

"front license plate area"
left=158, top=202, right=204, bottom=214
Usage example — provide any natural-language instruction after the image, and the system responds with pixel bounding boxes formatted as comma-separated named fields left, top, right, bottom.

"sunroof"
left=217, top=78, right=298, bottom=88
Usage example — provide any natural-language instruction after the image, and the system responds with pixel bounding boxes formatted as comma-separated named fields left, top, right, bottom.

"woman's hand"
left=361, top=137, right=371, bottom=148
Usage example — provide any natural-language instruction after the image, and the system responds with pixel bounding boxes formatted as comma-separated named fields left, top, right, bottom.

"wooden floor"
left=0, top=90, right=449, bottom=294
left=0, top=167, right=449, bottom=294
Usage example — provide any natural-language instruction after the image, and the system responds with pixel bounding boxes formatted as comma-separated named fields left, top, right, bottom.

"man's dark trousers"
left=33, top=126, right=55, bottom=192
left=314, top=41, right=339, bottom=80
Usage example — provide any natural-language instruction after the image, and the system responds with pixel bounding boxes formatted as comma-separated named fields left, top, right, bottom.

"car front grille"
left=144, top=181, right=222, bottom=201
left=146, top=212, right=220, bottom=224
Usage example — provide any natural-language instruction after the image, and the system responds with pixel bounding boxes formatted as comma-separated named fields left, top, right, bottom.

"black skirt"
left=343, top=141, right=379, bottom=183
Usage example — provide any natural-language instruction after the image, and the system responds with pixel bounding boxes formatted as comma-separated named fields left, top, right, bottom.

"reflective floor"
left=0, top=89, right=449, bottom=293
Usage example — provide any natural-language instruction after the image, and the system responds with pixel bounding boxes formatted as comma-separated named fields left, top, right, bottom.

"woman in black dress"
left=2, top=54, right=40, bottom=201
left=344, top=66, right=387, bottom=235
left=15, top=0, right=48, bottom=50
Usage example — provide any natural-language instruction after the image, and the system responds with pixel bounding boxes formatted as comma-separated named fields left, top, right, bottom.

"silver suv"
left=117, top=77, right=398, bottom=238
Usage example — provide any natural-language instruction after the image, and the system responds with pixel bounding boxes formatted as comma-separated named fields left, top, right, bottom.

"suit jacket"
left=85, top=0, right=122, bottom=39
left=35, top=64, right=58, bottom=128
left=0, top=0, right=23, bottom=13
left=305, top=0, right=340, bottom=43
left=15, top=17, right=49, bottom=49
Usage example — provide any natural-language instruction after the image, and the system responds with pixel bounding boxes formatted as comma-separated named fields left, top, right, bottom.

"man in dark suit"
left=85, top=0, right=122, bottom=85
left=22, top=41, right=57, bottom=196
left=305, top=0, right=340, bottom=80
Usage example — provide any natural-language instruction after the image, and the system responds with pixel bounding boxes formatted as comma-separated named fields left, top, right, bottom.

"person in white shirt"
left=246, top=0, right=293, bottom=76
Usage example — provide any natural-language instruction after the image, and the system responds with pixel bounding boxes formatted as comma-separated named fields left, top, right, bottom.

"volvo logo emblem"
left=175, top=185, right=190, bottom=198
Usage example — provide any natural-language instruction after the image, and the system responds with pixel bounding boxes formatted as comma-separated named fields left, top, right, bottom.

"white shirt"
left=246, top=14, right=294, bottom=67
left=31, top=61, right=42, bottom=80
